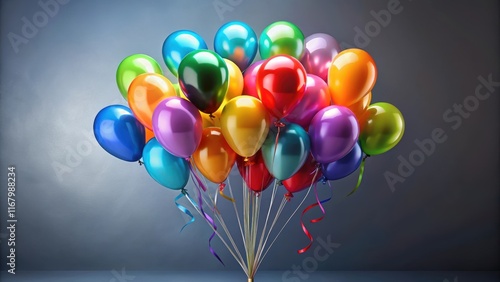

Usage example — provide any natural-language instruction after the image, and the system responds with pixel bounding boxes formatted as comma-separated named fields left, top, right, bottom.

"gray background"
left=0, top=0, right=498, bottom=273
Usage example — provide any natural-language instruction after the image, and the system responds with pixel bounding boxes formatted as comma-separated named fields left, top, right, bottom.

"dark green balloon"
left=261, top=123, right=311, bottom=180
left=359, top=102, right=405, bottom=156
left=259, top=21, right=305, bottom=60
left=178, top=50, right=229, bottom=114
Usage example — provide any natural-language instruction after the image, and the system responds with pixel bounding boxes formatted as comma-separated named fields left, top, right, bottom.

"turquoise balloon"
left=162, top=30, right=208, bottom=77
left=142, top=138, right=189, bottom=190
left=214, top=21, right=258, bottom=71
left=261, top=123, right=311, bottom=180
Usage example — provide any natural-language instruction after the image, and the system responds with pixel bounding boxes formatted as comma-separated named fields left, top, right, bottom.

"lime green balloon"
left=359, top=102, right=405, bottom=156
left=259, top=21, right=305, bottom=60
left=116, top=54, right=163, bottom=100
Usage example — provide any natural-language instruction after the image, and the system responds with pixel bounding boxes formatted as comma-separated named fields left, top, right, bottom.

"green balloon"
left=116, top=54, right=163, bottom=100
left=259, top=21, right=305, bottom=60
left=359, top=102, right=405, bottom=156
left=178, top=50, right=229, bottom=114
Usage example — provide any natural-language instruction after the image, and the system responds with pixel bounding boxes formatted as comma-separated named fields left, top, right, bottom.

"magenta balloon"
left=152, top=97, right=203, bottom=158
left=300, top=33, right=341, bottom=82
left=242, top=60, right=264, bottom=99
left=286, top=74, right=331, bottom=129
left=308, top=105, right=359, bottom=163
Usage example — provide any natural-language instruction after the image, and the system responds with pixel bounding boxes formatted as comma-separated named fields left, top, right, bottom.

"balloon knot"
left=138, top=160, right=144, bottom=166
left=363, top=154, right=370, bottom=161
left=274, top=120, right=285, bottom=128
left=184, top=157, right=191, bottom=162
left=320, top=176, right=328, bottom=184
left=209, top=113, right=215, bottom=120
left=181, top=188, right=188, bottom=195
left=244, top=156, right=255, bottom=166
left=285, top=192, right=294, bottom=201
left=255, top=192, right=261, bottom=198
left=278, top=180, right=283, bottom=186
left=218, top=183, right=226, bottom=192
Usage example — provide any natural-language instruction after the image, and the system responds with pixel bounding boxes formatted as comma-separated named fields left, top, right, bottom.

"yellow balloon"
left=220, top=96, right=270, bottom=157
left=212, top=59, right=244, bottom=118
left=193, top=127, right=236, bottom=184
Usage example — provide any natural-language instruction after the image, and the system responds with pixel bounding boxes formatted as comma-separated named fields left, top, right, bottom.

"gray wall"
left=0, top=0, right=498, bottom=272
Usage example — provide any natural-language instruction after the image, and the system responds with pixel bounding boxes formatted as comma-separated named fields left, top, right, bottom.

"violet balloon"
left=152, top=97, right=203, bottom=158
left=242, top=60, right=264, bottom=99
left=300, top=33, right=341, bottom=82
left=321, top=143, right=362, bottom=180
left=286, top=74, right=331, bottom=129
left=309, top=105, right=359, bottom=164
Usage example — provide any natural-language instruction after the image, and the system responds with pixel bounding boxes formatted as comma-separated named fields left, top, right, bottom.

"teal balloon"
left=162, top=30, right=208, bottom=77
left=214, top=21, right=258, bottom=71
left=261, top=123, right=310, bottom=180
left=142, top=138, right=189, bottom=190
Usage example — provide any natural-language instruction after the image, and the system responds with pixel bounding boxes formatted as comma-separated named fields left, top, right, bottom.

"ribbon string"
left=219, top=183, right=235, bottom=202
left=346, top=155, right=369, bottom=197
left=174, top=189, right=195, bottom=232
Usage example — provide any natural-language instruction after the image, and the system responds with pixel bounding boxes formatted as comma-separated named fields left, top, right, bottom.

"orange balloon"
left=193, top=127, right=237, bottom=183
left=128, top=73, right=176, bottom=129
left=346, top=92, right=372, bottom=119
left=220, top=96, right=270, bottom=157
left=145, top=128, right=155, bottom=142
left=328, top=48, right=377, bottom=106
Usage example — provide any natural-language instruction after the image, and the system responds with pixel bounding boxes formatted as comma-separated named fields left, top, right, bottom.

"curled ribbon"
left=219, top=183, right=235, bottom=202
left=174, top=189, right=195, bottom=232
left=346, top=154, right=370, bottom=197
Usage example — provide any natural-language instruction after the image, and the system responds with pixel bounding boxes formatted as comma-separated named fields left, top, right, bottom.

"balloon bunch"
left=93, top=21, right=405, bottom=281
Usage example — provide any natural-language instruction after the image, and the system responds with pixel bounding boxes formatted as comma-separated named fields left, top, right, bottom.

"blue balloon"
left=321, top=143, right=363, bottom=180
left=261, top=123, right=311, bottom=180
left=162, top=30, right=208, bottom=77
left=142, top=138, right=190, bottom=190
left=93, top=105, right=145, bottom=162
left=214, top=21, right=258, bottom=71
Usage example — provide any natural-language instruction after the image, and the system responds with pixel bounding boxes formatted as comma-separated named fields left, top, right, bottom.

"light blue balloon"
left=261, top=123, right=311, bottom=180
left=162, top=30, right=207, bottom=77
left=142, top=138, right=190, bottom=190
left=214, top=21, right=258, bottom=71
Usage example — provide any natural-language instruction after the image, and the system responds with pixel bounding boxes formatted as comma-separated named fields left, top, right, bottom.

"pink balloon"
left=242, top=60, right=264, bottom=99
left=286, top=74, right=331, bottom=129
left=300, top=33, right=341, bottom=82
left=152, top=97, right=203, bottom=158
left=308, top=106, right=359, bottom=164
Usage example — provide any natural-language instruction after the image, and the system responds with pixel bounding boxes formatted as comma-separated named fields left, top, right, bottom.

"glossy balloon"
left=309, top=106, right=359, bottom=163
left=152, top=97, right=203, bottom=158
left=193, top=127, right=237, bottom=184
left=145, top=128, right=155, bottom=142
left=214, top=21, right=258, bottom=71
left=242, top=60, right=264, bottom=99
left=236, top=150, right=274, bottom=192
left=359, top=102, right=405, bottom=156
left=328, top=48, right=377, bottom=106
left=259, top=21, right=305, bottom=60
left=178, top=50, right=229, bottom=114
left=261, top=123, right=310, bottom=180
left=211, top=59, right=244, bottom=119
left=93, top=105, right=145, bottom=162
left=345, top=92, right=372, bottom=119
left=257, top=55, right=307, bottom=119
left=321, top=143, right=363, bottom=180
left=142, top=138, right=189, bottom=190
left=116, top=54, right=163, bottom=100
left=286, top=74, right=331, bottom=129
left=283, top=154, right=322, bottom=194
left=300, top=33, right=341, bottom=82
left=128, top=73, right=177, bottom=130
left=220, top=96, right=270, bottom=157
left=162, top=30, right=208, bottom=77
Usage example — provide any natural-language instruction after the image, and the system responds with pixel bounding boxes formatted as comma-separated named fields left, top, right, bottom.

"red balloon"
left=237, top=150, right=274, bottom=192
left=256, top=55, right=307, bottom=119
left=283, top=154, right=322, bottom=194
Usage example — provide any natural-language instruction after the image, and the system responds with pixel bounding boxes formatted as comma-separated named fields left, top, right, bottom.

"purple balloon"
left=321, top=143, right=362, bottom=180
left=300, top=33, right=341, bottom=82
left=152, top=97, right=203, bottom=158
left=286, top=74, right=331, bottom=129
left=309, top=105, right=359, bottom=163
